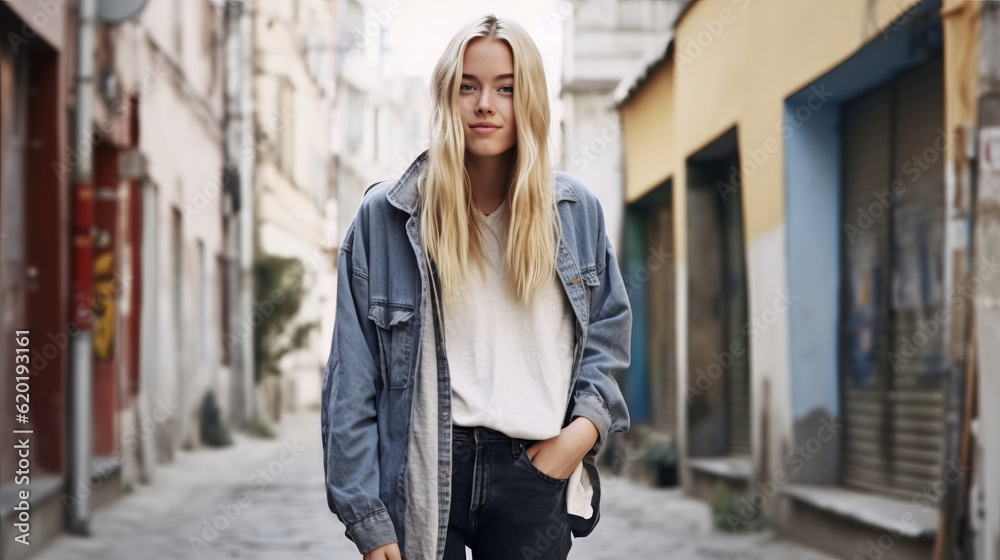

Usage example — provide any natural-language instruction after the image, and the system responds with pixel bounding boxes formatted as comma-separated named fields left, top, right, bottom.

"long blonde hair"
left=419, top=14, right=559, bottom=309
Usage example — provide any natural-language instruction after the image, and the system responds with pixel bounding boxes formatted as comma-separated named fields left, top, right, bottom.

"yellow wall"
left=941, top=0, right=980, bottom=166
left=619, top=0, right=971, bottom=262
left=621, top=60, right=676, bottom=201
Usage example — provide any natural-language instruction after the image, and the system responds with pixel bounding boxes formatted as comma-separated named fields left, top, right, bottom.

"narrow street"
left=29, top=412, right=832, bottom=560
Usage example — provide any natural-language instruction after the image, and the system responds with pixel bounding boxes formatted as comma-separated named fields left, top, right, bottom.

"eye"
left=460, top=84, right=475, bottom=92
left=499, top=85, right=513, bottom=94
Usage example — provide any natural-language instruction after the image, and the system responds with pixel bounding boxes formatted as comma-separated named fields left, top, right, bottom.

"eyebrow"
left=462, top=73, right=515, bottom=82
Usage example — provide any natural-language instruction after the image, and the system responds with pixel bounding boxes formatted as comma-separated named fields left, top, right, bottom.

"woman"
left=321, top=14, right=631, bottom=560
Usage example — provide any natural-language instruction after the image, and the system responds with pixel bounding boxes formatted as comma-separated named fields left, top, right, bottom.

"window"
left=197, top=240, right=206, bottom=364
left=218, top=254, right=231, bottom=365
left=275, top=78, right=295, bottom=176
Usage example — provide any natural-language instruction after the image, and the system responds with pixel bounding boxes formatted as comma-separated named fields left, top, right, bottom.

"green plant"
left=199, top=390, right=232, bottom=447
left=253, top=254, right=319, bottom=383
left=711, top=483, right=762, bottom=533
left=637, top=439, right=678, bottom=487
left=247, top=417, right=277, bottom=439
left=639, top=440, right=677, bottom=472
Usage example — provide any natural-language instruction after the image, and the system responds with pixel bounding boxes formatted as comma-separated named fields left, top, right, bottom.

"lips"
left=470, top=122, right=500, bottom=130
left=470, top=122, right=502, bottom=136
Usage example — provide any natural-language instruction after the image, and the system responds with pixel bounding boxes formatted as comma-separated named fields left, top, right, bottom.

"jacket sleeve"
left=320, top=216, right=398, bottom=555
left=568, top=197, right=632, bottom=460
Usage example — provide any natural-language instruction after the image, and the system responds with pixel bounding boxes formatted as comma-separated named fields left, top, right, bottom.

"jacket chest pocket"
left=368, top=303, right=415, bottom=389
left=581, top=267, right=602, bottom=312
left=581, top=268, right=601, bottom=288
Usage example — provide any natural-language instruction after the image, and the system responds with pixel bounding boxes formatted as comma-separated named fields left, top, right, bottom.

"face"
left=459, top=38, right=517, bottom=158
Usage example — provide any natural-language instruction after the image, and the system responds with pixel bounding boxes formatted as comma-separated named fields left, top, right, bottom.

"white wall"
left=560, top=0, right=680, bottom=252
left=126, top=0, right=230, bottom=453
left=253, top=0, right=336, bottom=411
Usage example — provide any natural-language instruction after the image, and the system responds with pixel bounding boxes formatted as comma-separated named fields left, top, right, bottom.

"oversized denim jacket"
left=321, top=150, right=631, bottom=557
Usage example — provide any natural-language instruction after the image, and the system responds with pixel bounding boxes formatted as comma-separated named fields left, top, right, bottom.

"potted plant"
left=639, top=439, right=678, bottom=487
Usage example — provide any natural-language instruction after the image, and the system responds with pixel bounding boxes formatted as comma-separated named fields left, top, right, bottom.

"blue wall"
left=785, top=100, right=842, bottom=421
left=623, top=212, right=650, bottom=425
left=783, top=0, right=941, bottom=482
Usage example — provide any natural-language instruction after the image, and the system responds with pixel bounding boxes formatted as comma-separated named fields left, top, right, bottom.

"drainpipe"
left=223, top=0, right=255, bottom=427
left=223, top=0, right=242, bottom=425
left=239, top=0, right=256, bottom=426
left=973, top=3, right=1000, bottom=559
left=67, top=0, right=96, bottom=535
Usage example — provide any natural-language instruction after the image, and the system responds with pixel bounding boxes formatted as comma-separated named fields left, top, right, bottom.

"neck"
left=466, top=148, right=514, bottom=214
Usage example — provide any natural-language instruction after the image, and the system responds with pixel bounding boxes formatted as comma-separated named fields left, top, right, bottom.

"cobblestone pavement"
left=580, top=476, right=835, bottom=560
left=30, top=411, right=833, bottom=560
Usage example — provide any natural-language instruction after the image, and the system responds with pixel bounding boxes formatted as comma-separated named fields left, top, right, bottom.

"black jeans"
left=443, top=425, right=573, bottom=560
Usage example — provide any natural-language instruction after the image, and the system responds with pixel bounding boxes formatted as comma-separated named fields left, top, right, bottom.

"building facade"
left=0, top=1, right=257, bottom=556
left=332, top=0, right=428, bottom=249
left=616, top=0, right=995, bottom=558
left=252, top=0, right=336, bottom=416
left=1, top=2, right=75, bottom=555
left=559, top=0, right=679, bottom=261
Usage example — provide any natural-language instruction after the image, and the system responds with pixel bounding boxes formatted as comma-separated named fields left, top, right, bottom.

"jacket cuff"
left=570, top=391, right=612, bottom=457
left=346, top=507, right=398, bottom=555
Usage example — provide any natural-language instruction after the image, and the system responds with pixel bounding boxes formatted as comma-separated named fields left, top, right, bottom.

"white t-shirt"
left=445, top=197, right=576, bottom=439
left=429, top=197, right=594, bottom=518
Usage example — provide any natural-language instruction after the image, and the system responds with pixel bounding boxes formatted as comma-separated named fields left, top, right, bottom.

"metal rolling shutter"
left=687, top=157, right=750, bottom=458
left=842, top=85, right=894, bottom=494
left=686, top=186, right=728, bottom=458
left=647, top=203, right=677, bottom=436
left=885, top=58, right=946, bottom=496
left=840, top=57, right=945, bottom=499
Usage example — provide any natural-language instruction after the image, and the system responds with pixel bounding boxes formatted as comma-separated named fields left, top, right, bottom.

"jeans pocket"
left=517, top=441, right=571, bottom=485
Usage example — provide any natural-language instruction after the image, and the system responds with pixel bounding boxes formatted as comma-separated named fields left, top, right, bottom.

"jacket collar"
left=386, top=149, right=578, bottom=216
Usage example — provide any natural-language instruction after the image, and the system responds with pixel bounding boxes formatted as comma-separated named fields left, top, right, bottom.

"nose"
left=476, top=91, right=493, bottom=115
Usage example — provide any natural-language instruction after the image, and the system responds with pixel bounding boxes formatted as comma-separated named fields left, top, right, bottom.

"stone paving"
left=28, top=411, right=835, bottom=560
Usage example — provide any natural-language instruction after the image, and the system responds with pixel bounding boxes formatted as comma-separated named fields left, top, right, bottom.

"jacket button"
left=441, top=411, right=449, bottom=418
left=441, top=470, right=449, bottom=479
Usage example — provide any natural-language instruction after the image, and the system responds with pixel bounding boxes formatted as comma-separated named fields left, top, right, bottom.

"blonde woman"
left=322, top=14, right=632, bottom=560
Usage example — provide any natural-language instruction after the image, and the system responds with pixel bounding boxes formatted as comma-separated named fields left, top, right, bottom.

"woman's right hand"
left=363, top=542, right=401, bottom=560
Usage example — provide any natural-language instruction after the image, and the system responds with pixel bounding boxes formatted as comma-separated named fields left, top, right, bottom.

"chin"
left=465, top=141, right=516, bottom=158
